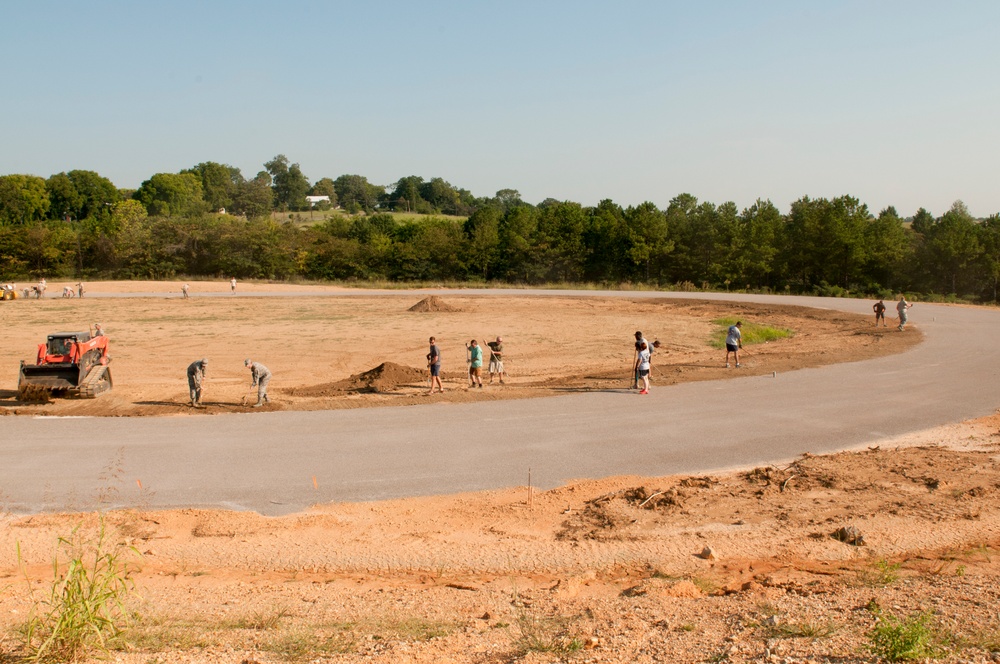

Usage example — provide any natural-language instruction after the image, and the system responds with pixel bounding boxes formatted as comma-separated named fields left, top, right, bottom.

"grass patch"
left=768, top=620, right=839, bottom=639
left=857, top=559, right=902, bottom=587
left=710, top=317, right=793, bottom=349
left=262, top=627, right=356, bottom=661
left=19, top=518, right=140, bottom=662
left=868, top=610, right=943, bottom=661
left=368, top=617, right=457, bottom=641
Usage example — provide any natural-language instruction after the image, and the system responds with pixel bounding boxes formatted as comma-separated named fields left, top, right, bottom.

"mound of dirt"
left=408, top=296, right=458, bottom=312
left=286, top=362, right=429, bottom=397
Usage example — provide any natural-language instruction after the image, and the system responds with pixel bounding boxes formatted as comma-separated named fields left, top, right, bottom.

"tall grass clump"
left=19, top=518, right=140, bottom=661
left=711, top=317, right=793, bottom=348
left=867, top=610, right=942, bottom=661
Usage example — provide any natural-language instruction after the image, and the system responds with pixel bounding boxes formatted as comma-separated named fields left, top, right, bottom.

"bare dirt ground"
left=0, top=281, right=917, bottom=417
left=10, top=282, right=999, bottom=663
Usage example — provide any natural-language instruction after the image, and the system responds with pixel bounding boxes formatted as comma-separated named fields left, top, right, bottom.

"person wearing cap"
left=485, top=336, right=505, bottom=384
left=186, top=358, right=208, bottom=407
left=244, top=358, right=271, bottom=407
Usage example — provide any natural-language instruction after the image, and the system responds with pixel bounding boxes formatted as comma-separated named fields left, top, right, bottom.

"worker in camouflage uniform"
left=244, top=358, right=271, bottom=407
left=187, top=358, right=208, bottom=408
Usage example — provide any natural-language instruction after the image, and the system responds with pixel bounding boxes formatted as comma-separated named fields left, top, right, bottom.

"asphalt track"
left=2, top=290, right=997, bottom=516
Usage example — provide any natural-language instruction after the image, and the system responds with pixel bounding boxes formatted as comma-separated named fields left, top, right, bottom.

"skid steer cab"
left=18, top=331, right=113, bottom=399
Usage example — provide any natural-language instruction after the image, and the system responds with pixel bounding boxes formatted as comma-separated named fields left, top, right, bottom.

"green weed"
left=867, top=611, right=942, bottom=661
left=19, top=517, right=140, bottom=662
left=711, top=317, right=792, bottom=348
left=857, top=558, right=901, bottom=587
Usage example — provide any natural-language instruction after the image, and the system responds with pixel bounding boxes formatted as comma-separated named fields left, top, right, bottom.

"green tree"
left=134, top=173, right=209, bottom=217
left=921, top=200, right=982, bottom=294
left=463, top=206, right=501, bottom=279
left=183, top=162, right=244, bottom=212
left=623, top=201, right=671, bottom=283
left=334, top=174, right=382, bottom=213
left=264, top=155, right=311, bottom=211
left=231, top=172, right=274, bottom=218
left=0, top=174, right=51, bottom=224
left=388, top=175, right=425, bottom=212
left=727, top=199, right=783, bottom=289
left=309, top=177, right=338, bottom=208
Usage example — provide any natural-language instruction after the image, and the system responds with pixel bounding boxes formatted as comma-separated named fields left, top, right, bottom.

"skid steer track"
left=78, top=364, right=113, bottom=398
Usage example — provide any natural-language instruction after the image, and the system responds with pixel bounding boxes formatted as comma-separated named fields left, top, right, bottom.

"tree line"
left=0, top=158, right=998, bottom=301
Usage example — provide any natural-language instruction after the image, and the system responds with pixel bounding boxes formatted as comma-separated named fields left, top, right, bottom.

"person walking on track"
left=725, top=322, right=743, bottom=368
left=244, top=358, right=271, bottom=407
left=187, top=358, right=208, bottom=408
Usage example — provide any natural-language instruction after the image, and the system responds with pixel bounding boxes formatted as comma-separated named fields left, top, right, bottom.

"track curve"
left=2, top=291, right=996, bottom=515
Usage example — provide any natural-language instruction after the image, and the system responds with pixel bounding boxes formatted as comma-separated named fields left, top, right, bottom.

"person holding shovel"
left=244, top=358, right=271, bottom=407
left=186, top=358, right=208, bottom=408
left=485, top=336, right=505, bottom=384
left=466, top=339, right=484, bottom=388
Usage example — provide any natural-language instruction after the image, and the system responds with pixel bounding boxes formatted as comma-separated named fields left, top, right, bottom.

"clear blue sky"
left=2, top=1, right=998, bottom=217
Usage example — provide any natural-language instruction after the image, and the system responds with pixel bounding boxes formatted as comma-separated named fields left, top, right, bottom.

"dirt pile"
left=407, top=295, right=458, bottom=312
left=285, top=362, right=428, bottom=396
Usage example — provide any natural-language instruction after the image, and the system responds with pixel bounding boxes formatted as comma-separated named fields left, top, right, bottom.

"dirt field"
left=0, top=281, right=918, bottom=417
left=10, top=282, right=1000, bottom=663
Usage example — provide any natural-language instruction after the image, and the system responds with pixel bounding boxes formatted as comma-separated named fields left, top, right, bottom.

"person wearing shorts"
left=467, top=339, right=483, bottom=388
left=873, top=299, right=886, bottom=327
left=486, top=336, right=504, bottom=384
left=426, top=336, right=443, bottom=394
left=725, top=321, right=742, bottom=368
left=637, top=341, right=651, bottom=394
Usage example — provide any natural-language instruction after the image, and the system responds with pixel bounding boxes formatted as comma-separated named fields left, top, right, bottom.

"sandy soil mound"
left=286, top=361, right=429, bottom=396
left=408, top=295, right=458, bottom=312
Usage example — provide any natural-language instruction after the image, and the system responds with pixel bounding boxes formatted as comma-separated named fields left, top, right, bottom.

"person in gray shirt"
left=187, top=358, right=208, bottom=407
left=245, top=358, right=272, bottom=407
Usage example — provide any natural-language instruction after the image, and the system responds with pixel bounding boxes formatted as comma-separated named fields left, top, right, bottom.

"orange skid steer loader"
left=18, top=331, right=113, bottom=399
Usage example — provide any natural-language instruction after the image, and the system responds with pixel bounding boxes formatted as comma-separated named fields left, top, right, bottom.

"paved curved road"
left=2, top=291, right=997, bottom=516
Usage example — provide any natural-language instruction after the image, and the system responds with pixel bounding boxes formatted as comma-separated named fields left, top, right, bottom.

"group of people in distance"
left=425, top=336, right=505, bottom=394
left=873, top=295, right=913, bottom=331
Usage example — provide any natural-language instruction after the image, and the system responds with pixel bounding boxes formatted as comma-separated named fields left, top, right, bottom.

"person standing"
left=76, top=281, right=84, bottom=298
left=181, top=283, right=190, bottom=299
left=485, top=336, right=505, bottom=384
left=244, top=358, right=271, bottom=407
left=186, top=358, right=208, bottom=408
left=896, top=296, right=913, bottom=331
left=725, top=321, right=743, bottom=368
left=230, top=277, right=237, bottom=294
left=426, top=336, right=443, bottom=394
left=636, top=341, right=651, bottom=394
left=873, top=299, right=887, bottom=327
left=467, top=339, right=483, bottom=388
left=631, top=331, right=649, bottom=389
